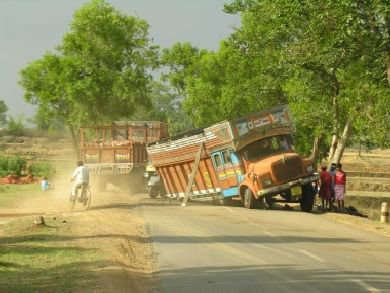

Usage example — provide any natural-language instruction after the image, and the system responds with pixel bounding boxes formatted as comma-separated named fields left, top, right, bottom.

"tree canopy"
left=18, top=0, right=389, bottom=160
left=160, top=0, right=389, bottom=159
left=19, top=0, right=158, bottom=151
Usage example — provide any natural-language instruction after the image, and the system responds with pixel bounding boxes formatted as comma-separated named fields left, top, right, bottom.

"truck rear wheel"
left=244, top=188, right=256, bottom=209
left=300, top=184, right=314, bottom=212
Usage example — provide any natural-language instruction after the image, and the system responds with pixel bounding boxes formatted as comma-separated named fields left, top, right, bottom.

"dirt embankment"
left=335, top=149, right=390, bottom=220
left=0, top=185, right=160, bottom=292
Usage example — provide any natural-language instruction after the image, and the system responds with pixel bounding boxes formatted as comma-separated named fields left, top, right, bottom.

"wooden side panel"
left=114, top=148, right=131, bottom=163
left=156, top=155, right=222, bottom=197
left=83, top=148, right=99, bottom=164
left=159, top=166, right=174, bottom=195
left=174, top=164, right=187, bottom=193
left=132, top=143, right=147, bottom=164
left=100, top=149, right=115, bottom=163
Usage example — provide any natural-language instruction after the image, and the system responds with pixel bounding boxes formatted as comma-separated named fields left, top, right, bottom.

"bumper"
left=257, top=173, right=319, bottom=196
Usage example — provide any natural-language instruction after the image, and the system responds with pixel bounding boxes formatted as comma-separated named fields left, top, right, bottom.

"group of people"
left=318, top=162, right=347, bottom=212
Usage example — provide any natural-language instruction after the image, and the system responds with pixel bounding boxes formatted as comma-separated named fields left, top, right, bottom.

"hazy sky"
left=0, top=0, right=239, bottom=118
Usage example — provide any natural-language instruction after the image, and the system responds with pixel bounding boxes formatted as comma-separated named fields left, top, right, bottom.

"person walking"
left=70, top=161, right=89, bottom=200
left=329, top=163, right=337, bottom=210
left=319, top=165, right=332, bottom=211
left=334, top=162, right=346, bottom=212
left=41, top=177, right=49, bottom=191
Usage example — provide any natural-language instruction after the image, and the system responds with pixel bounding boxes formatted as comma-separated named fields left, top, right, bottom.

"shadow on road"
left=156, top=264, right=390, bottom=292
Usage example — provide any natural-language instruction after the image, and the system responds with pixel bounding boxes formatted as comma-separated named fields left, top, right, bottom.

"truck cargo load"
left=147, top=105, right=319, bottom=212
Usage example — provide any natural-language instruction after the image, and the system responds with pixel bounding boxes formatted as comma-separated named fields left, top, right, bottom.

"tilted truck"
left=79, top=121, right=168, bottom=192
left=146, top=105, right=319, bottom=212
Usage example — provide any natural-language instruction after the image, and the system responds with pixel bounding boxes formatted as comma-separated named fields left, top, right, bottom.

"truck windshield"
left=242, top=135, right=294, bottom=161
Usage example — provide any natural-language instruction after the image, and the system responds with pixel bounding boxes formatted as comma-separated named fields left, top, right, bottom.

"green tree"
left=0, top=100, right=8, bottom=126
left=161, top=42, right=207, bottom=98
left=7, top=116, right=25, bottom=136
left=30, top=107, right=66, bottom=133
left=129, top=81, right=192, bottom=135
left=19, top=0, right=158, bottom=154
left=222, top=0, right=390, bottom=160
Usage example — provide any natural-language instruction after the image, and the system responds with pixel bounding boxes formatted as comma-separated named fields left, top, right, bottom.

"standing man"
left=329, top=163, right=337, bottom=210
left=319, top=165, right=332, bottom=211
left=334, top=162, right=346, bottom=212
left=71, top=161, right=89, bottom=200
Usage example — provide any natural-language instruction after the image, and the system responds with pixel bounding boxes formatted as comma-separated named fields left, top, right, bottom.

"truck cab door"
left=211, top=149, right=242, bottom=197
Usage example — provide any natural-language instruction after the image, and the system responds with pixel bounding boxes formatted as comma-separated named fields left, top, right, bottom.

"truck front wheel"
left=300, top=184, right=314, bottom=212
left=244, top=188, right=256, bottom=209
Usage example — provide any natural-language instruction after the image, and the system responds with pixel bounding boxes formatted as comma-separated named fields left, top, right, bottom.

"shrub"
left=0, top=155, right=28, bottom=177
left=7, top=155, right=27, bottom=176
left=0, top=156, right=8, bottom=177
left=28, top=162, right=54, bottom=178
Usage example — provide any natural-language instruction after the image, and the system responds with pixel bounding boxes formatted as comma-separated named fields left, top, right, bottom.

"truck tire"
left=148, top=186, right=158, bottom=199
left=300, top=184, right=314, bottom=212
left=244, top=188, right=256, bottom=209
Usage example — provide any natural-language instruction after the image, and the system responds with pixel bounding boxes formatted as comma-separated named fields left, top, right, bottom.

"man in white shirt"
left=71, top=161, right=89, bottom=200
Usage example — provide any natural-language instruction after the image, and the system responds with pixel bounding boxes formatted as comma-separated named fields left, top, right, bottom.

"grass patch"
left=0, top=216, right=109, bottom=292
left=0, top=184, right=41, bottom=207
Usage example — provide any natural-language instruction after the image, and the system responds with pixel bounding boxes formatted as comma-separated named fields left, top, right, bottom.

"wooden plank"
left=182, top=142, right=204, bottom=207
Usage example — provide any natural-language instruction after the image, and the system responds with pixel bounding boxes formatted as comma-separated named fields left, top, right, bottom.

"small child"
left=41, top=177, right=49, bottom=191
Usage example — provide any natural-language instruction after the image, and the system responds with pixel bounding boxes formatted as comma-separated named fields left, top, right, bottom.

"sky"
left=0, top=0, right=239, bottom=119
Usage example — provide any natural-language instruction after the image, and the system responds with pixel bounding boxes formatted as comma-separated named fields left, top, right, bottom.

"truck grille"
left=272, top=156, right=303, bottom=182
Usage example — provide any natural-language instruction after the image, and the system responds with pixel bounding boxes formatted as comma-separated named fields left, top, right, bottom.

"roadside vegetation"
left=0, top=155, right=55, bottom=184
left=0, top=215, right=102, bottom=292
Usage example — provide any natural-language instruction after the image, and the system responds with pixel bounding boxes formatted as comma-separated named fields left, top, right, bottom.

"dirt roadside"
left=0, top=185, right=161, bottom=292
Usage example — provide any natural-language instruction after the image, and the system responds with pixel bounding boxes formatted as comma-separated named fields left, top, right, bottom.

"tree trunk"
left=332, top=118, right=353, bottom=164
left=328, top=92, right=340, bottom=165
left=310, top=136, right=321, bottom=170
left=328, top=134, right=338, bottom=166
left=68, top=124, right=80, bottom=160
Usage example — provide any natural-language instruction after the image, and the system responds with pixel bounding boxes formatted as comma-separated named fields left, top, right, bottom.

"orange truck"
left=79, top=121, right=168, bottom=191
left=147, top=105, right=319, bottom=212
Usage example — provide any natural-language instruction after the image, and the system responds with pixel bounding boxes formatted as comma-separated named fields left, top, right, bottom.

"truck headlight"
left=306, top=165, right=314, bottom=173
left=262, top=178, right=272, bottom=187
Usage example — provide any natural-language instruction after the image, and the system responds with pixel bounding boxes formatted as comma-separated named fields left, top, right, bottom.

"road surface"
left=142, top=198, right=390, bottom=292
left=1, top=187, right=389, bottom=292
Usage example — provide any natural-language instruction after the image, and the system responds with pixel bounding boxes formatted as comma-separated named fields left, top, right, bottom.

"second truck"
left=79, top=121, right=168, bottom=192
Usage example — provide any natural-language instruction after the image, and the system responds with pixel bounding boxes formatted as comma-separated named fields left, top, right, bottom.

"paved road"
left=142, top=199, right=390, bottom=292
